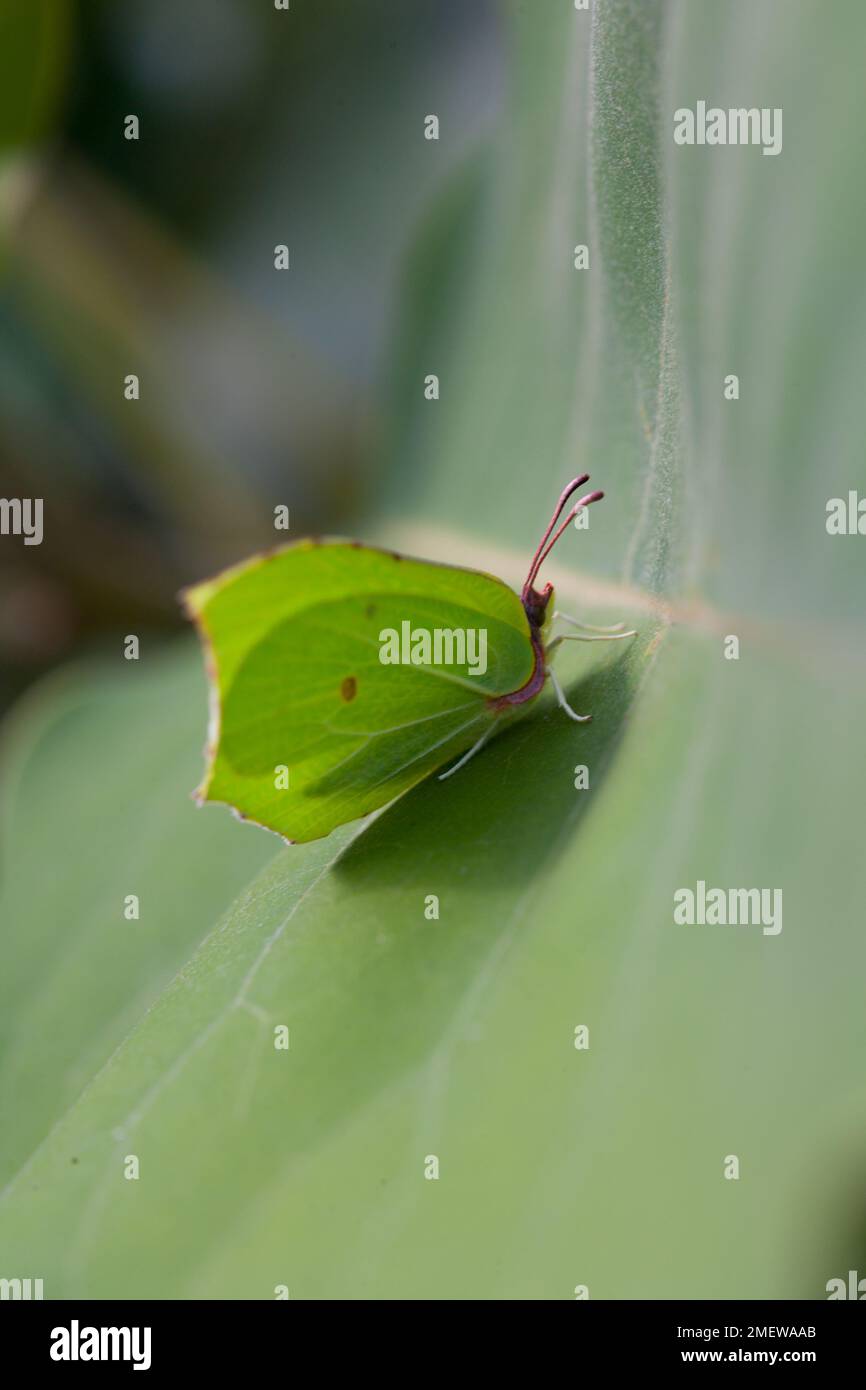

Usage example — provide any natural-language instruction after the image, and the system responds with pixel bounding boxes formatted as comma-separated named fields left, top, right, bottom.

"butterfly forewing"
left=184, top=540, right=536, bottom=841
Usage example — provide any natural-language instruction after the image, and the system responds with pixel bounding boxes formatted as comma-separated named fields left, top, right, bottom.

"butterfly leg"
left=546, top=662, right=592, bottom=723
left=438, top=718, right=499, bottom=781
left=553, top=610, right=637, bottom=639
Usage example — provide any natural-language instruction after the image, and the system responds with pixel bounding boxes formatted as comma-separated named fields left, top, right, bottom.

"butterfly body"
left=487, top=584, right=551, bottom=713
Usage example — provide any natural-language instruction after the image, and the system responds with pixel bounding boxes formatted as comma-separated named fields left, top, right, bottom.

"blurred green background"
left=0, top=0, right=507, bottom=708
left=0, top=0, right=865, bottom=1299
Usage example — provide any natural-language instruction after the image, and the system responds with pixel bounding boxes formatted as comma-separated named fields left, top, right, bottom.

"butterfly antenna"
left=525, top=488, right=605, bottom=592
left=523, top=476, right=589, bottom=597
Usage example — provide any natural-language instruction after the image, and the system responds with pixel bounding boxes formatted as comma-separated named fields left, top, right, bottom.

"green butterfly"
left=183, top=477, right=635, bottom=843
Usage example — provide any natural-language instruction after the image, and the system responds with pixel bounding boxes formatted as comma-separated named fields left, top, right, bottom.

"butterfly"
left=183, top=476, right=635, bottom=843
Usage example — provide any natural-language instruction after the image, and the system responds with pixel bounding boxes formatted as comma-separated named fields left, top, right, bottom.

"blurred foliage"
left=0, top=0, right=499, bottom=701
left=0, top=0, right=71, bottom=155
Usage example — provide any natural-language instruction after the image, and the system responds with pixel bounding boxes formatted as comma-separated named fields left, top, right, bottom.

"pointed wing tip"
left=191, top=782, right=298, bottom=845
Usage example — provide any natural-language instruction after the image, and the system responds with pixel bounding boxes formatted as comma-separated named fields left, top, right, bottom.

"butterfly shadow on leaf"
left=217, top=642, right=648, bottom=1187
left=333, top=641, right=643, bottom=899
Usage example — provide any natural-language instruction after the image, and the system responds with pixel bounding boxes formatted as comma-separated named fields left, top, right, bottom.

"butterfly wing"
left=183, top=539, right=536, bottom=842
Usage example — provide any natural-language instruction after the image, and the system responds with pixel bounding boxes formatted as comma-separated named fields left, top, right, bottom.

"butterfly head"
left=521, top=581, right=554, bottom=634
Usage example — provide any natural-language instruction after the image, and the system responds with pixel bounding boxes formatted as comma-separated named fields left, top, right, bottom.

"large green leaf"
left=0, top=655, right=274, bottom=1184
left=2, top=0, right=865, bottom=1298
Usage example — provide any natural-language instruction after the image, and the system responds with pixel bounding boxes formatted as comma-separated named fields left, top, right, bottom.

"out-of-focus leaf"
left=0, top=0, right=71, bottom=156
